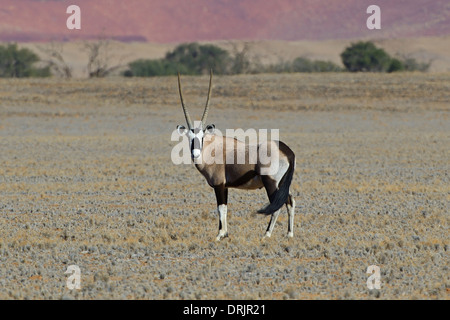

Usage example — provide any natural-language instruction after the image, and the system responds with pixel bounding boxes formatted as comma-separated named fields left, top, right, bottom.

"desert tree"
left=83, top=38, right=126, bottom=78
left=228, top=41, right=252, bottom=74
left=37, top=42, right=73, bottom=78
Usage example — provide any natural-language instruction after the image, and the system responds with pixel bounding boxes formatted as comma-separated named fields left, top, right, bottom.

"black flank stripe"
left=225, top=170, right=257, bottom=188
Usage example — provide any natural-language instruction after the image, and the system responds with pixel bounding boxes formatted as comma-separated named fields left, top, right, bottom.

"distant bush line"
left=124, top=41, right=430, bottom=77
left=0, top=41, right=430, bottom=78
left=123, top=42, right=345, bottom=77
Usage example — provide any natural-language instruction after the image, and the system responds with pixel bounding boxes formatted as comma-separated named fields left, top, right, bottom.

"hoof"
left=287, top=232, right=294, bottom=238
left=215, top=232, right=228, bottom=241
left=261, top=232, right=271, bottom=240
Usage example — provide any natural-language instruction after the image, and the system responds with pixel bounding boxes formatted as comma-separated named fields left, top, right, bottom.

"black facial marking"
left=192, top=137, right=201, bottom=151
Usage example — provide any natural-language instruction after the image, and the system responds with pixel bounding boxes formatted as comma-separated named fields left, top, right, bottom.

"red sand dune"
left=0, top=0, right=449, bottom=42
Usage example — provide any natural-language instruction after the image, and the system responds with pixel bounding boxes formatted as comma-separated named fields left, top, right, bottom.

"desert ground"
left=0, top=72, right=448, bottom=300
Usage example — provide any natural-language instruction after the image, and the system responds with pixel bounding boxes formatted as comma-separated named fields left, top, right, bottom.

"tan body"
left=194, top=133, right=296, bottom=240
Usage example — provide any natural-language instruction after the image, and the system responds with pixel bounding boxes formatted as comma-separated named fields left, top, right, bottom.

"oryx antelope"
left=176, top=70, right=296, bottom=241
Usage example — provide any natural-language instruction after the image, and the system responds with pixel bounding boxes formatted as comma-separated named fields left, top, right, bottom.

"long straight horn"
left=178, top=72, right=193, bottom=129
left=200, top=69, right=213, bottom=128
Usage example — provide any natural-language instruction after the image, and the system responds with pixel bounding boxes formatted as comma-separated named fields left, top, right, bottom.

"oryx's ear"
left=177, top=125, right=187, bottom=135
left=205, top=124, right=215, bottom=134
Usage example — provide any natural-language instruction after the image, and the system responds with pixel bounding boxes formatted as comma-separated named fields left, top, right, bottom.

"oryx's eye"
left=176, top=125, right=187, bottom=135
left=205, top=124, right=215, bottom=133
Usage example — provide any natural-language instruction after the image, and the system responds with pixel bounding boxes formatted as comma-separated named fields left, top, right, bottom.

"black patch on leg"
left=266, top=217, right=273, bottom=232
left=214, top=184, right=228, bottom=205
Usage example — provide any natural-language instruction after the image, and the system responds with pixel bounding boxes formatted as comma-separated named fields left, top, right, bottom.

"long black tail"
left=257, top=144, right=295, bottom=215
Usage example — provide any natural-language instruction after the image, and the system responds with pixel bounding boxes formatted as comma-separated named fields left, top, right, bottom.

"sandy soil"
left=0, top=73, right=448, bottom=299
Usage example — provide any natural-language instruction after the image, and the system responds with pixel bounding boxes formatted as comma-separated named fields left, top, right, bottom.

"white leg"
left=216, top=204, right=228, bottom=241
left=263, top=209, right=280, bottom=239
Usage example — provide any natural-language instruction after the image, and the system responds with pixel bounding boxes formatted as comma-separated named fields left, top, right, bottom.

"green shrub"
left=340, top=41, right=431, bottom=73
left=263, top=60, right=292, bottom=73
left=292, top=57, right=342, bottom=72
left=311, top=60, right=343, bottom=72
left=0, top=43, right=50, bottom=78
left=124, top=43, right=231, bottom=77
left=388, top=58, right=405, bottom=73
left=262, top=57, right=342, bottom=74
left=166, top=43, right=230, bottom=75
left=124, top=59, right=188, bottom=77
left=401, top=57, right=431, bottom=72
left=340, top=41, right=392, bottom=72
left=291, top=57, right=314, bottom=72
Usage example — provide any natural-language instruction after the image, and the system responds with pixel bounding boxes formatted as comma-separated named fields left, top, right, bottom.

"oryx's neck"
left=193, top=133, right=218, bottom=172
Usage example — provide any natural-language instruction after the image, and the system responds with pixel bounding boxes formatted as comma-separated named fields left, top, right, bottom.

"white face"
left=177, top=122, right=215, bottom=160
left=187, top=127, right=204, bottom=160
